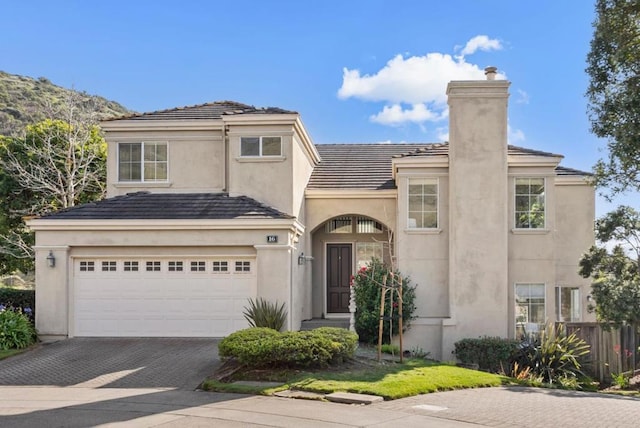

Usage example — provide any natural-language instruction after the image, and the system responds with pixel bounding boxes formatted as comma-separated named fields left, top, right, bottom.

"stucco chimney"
left=444, top=71, right=511, bottom=347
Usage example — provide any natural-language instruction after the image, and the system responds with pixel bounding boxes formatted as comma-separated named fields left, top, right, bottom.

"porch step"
left=300, top=318, right=349, bottom=331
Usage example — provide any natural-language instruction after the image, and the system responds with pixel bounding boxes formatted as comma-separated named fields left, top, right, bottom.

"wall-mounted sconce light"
left=586, top=295, right=593, bottom=302
left=46, top=251, right=56, bottom=268
left=298, top=253, right=314, bottom=265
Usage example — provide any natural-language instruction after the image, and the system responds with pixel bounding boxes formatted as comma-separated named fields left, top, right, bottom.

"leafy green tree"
left=586, top=0, right=640, bottom=196
left=579, top=206, right=640, bottom=328
left=0, top=118, right=106, bottom=273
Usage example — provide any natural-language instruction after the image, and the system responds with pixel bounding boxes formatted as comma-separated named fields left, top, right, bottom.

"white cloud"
left=337, top=35, right=505, bottom=129
left=370, top=103, right=445, bottom=126
left=435, top=127, right=449, bottom=142
left=508, top=124, right=526, bottom=144
left=516, top=89, right=529, bottom=104
left=458, top=35, right=503, bottom=56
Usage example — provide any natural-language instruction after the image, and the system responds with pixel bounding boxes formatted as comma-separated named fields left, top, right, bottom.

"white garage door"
left=73, top=257, right=256, bottom=337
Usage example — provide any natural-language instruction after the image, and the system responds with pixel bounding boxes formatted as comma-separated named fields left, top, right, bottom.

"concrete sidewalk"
left=1, top=385, right=639, bottom=427
left=0, top=386, right=475, bottom=427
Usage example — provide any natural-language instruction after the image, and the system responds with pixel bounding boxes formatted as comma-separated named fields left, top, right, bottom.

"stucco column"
left=33, top=245, right=70, bottom=340
left=445, top=70, right=511, bottom=350
left=254, top=244, right=295, bottom=330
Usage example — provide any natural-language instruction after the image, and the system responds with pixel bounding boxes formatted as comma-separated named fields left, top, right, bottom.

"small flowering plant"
left=351, top=258, right=417, bottom=344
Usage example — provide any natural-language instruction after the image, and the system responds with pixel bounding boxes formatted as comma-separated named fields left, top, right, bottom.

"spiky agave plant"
left=242, top=298, right=287, bottom=331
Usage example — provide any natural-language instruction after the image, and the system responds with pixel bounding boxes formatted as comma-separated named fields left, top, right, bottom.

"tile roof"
left=308, top=143, right=435, bottom=190
left=41, top=192, right=293, bottom=220
left=104, top=101, right=297, bottom=121
left=309, top=143, right=589, bottom=190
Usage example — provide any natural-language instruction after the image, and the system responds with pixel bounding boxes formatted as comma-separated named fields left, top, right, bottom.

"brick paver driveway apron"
left=0, top=338, right=219, bottom=389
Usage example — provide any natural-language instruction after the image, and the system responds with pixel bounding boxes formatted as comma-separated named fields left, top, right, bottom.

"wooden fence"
left=560, top=322, right=639, bottom=382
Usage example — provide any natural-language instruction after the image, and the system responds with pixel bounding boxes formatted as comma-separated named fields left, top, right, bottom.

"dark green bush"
left=219, top=327, right=358, bottom=368
left=352, top=259, right=416, bottom=344
left=454, top=337, right=520, bottom=373
left=0, top=308, right=37, bottom=350
left=313, top=327, right=359, bottom=363
left=242, top=298, right=287, bottom=331
left=0, top=288, right=34, bottom=323
left=509, top=323, right=591, bottom=386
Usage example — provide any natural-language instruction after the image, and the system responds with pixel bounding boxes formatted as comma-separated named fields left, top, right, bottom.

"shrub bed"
left=0, top=288, right=34, bottom=323
left=0, top=308, right=37, bottom=350
left=219, top=327, right=359, bottom=368
left=454, top=337, right=520, bottom=373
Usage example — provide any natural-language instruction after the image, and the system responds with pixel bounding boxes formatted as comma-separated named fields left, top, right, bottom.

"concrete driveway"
left=1, top=339, right=639, bottom=427
left=0, top=338, right=219, bottom=389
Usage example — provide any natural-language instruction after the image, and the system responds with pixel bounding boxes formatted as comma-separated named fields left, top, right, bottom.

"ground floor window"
left=515, top=283, right=545, bottom=339
left=356, top=242, right=383, bottom=269
left=555, top=286, right=581, bottom=322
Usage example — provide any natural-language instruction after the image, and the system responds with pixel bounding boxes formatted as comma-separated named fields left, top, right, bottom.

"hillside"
left=0, top=71, right=131, bottom=136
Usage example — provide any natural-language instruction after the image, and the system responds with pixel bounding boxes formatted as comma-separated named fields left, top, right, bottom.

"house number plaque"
left=266, top=235, right=278, bottom=243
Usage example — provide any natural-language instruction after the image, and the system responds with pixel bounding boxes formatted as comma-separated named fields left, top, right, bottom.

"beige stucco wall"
left=227, top=126, right=295, bottom=215
left=104, top=129, right=225, bottom=197
left=395, top=171, right=449, bottom=318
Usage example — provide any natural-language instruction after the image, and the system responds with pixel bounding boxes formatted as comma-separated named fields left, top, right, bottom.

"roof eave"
left=100, top=119, right=223, bottom=132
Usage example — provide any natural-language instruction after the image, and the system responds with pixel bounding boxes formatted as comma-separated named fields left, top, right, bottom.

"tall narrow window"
left=515, top=178, right=545, bottom=229
left=556, top=287, right=581, bottom=322
left=356, top=242, right=383, bottom=269
left=408, top=178, right=438, bottom=229
left=118, top=142, right=168, bottom=182
left=515, top=283, right=545, bottom=338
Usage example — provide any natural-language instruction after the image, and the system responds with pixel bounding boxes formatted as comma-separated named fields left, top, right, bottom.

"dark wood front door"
left=326, top=243, right=352, bottom=313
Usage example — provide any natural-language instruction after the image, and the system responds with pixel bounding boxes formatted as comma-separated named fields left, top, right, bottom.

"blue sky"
left=1, top=1, right=635, bottom=214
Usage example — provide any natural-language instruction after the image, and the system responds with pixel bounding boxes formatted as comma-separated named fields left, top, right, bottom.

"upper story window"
left=118, top=142, right=168, bottom=182
left=515, top=178, right=545, bottom=229
left=240, top=137, right=282, bottom=157
left=408, top=178, right=438, bottom=229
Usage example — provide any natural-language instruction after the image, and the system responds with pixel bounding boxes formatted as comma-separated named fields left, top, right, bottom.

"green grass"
left=202, top=359, right=508, bottom=400
left=0, top=348, right=25, bottom=360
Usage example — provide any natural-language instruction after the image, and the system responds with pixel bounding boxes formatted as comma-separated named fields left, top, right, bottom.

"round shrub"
left=352, top=259, right=417, bottom=344
left=0, top=308, right=37, bottom=350
left=218, top=327, right=358, bottom=368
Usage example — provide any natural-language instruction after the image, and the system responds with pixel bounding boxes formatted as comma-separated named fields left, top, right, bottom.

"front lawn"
left=202, top=358, right=508, bottom=400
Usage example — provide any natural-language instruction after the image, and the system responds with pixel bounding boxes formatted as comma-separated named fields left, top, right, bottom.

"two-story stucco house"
left=28, top=68, right=595, bottom=359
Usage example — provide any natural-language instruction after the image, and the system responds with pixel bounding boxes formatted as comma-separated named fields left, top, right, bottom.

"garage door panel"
left=73, top=257, right=256, bottom=337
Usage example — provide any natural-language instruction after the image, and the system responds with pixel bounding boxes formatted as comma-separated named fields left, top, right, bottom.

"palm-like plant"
left=242, top=298, right=287, bottom=331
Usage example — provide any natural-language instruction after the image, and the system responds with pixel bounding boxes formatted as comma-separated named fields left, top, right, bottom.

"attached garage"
left=72, top=256, right=256, bottom=337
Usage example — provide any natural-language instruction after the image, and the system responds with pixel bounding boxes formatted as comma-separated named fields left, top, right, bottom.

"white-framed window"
left=325, top=216, right=353, bottom=233
left=123, top=261, right=139, bottom=272
left=168, top=261, right=183, bottom=272
left=240, top=136, right=282, bottom=157
left=556, top=287, right=581, bottom=322
left=118, top=142, right=168, bottom=182
left=190, top=261, right=206, bottom=272
left=79, top=261, right=95, bottom=272
left=146, top=261, right=161, bottom=272
left=101, top=261, right=117, bottom=272
left=408, top=177, right=438, bottom=229
left=515, top=178, right=545, bottom=229
left=515, top=283, right=545, bottom=339
left=213, top=261, right=229, bottom=273
left=235, top=261, right=251, bottom=273
left=356, top=242, right=384, bottom=269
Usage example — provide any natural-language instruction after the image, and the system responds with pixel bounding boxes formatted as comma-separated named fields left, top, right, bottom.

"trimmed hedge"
left=454, top=337, right=520, bottom=373
left=219, top=327, right=359, bottom=368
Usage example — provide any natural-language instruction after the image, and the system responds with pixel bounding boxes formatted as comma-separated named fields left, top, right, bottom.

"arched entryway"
left=310, top=214, right=392, bottom=318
